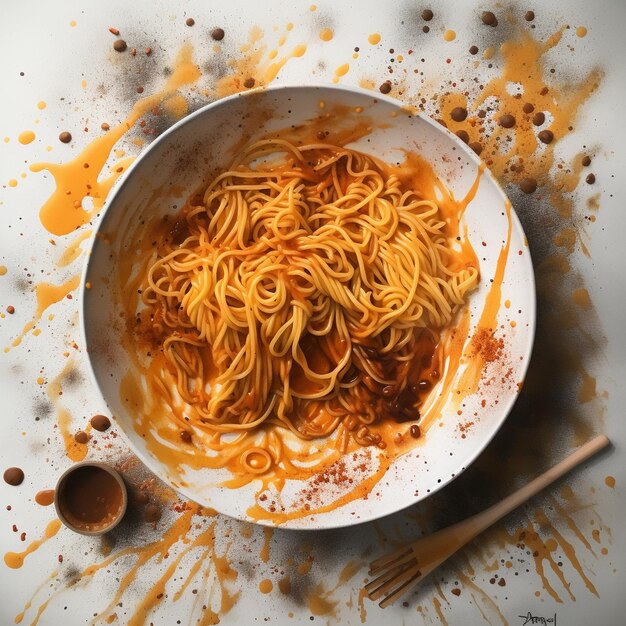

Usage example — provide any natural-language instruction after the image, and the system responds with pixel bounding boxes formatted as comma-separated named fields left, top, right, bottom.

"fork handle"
left=452, top=434, right=610, bottom=541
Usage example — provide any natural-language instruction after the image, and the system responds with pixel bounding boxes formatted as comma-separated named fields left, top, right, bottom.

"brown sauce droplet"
left=519, top=178, right=537, bottom=194
left=532, top=111, right=546, bottom=126
left=469, top=141, right=483, bottom=155
left=410, top=424, right=421, bottom=438
left=469, top=45, right=479, bottom=55
left=379, top=81, right=392, bottom=94
left=481, top=11, right=498, bottom=26
left=211, top=27, right=225, bottom=41
left=58, top=131, right=72, bottom=144
left=582, top=155, right=592, bottom=166
left=243, top=77, right=256, bottom=88
left=35, top=489, right=55, bottom=506
left=451, top=587, right=461, bottom=596
left=525, top=10, right=535, bottom=21
left=422, top=25, right=430, bottom=33
left=522, top=102, right=535, bottom=114
left=74, top=430, right=89, bottom=444
left=455, top=130, right=469, bottom=144
left=185, top=18, right=195, bottom=27
left=538, top=129, right=554, bottom=144
left=450, top=107, right=468, bottom=122
left=585, top=173, right=595, bottom=184
left=144, top=503, right=162, bottom=524
left=90, top=414, right=111, bottom=432
left=3, top=467, right=24, bottom=486
left=422, top=9, right=434, bottom=21
left=113, top=39, right=127, bottom=52
left=180, top=430, right=192, bottom=443
left=499, top=114, right=516, bottom=128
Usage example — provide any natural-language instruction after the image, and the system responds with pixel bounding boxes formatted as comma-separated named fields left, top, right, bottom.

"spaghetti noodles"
left=139, top=139, right=478, bottom=463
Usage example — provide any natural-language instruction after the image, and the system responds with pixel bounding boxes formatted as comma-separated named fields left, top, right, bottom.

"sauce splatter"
left=18, top=130, right=36, bottom=145
left=319, top=28, right=333, bottom=42
left=4, top=520, right=62, bottom=569
left=7, top=275, right=80, bottom=350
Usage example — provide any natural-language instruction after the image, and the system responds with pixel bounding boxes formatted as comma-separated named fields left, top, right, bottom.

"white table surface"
left=1, top=1, right=625, bottom=625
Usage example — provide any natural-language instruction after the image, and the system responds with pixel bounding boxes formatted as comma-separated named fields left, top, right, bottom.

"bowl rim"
left=79, top=83, right=537, bottom=530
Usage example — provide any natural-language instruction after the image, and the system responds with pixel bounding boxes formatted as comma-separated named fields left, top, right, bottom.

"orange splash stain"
left=45, top=360, right=88, bottom=462
left=8, top=275, right=80, bottom=350
left=260, top=526, right=273, bottom=563
left=31, top=44, right=201, bottom=237
left=57, top=229, right=93, bottom=267
left=331, top=63, right=350, bottom=83
left=4, top=520, right=61, bottom=569
left=572, top=288, right=592, bottom=310
left=319, top=28, right=333, bottom=42
left=306, top=583, right=338, bottom=617
left=18, top=130, right=36, bottom=145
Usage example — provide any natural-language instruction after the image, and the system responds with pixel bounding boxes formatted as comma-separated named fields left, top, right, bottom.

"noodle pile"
left=141, top=139, right=478, bottom=448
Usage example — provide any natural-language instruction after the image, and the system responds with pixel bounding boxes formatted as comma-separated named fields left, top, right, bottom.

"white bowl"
left=81, top=85, right=535, bottom=529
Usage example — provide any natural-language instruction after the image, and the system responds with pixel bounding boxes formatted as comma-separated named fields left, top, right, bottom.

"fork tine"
left=364, top=557, right=414, bottom=594
left=369, top=546, right=413, bottom=575
left=378, top=567, right=424, bottom=608
left=368, top=548, right=416, bottom=578
left=367, top=562, right=421, bottom=601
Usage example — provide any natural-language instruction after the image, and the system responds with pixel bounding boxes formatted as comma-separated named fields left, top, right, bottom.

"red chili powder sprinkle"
left=472, top=327, right=504, bottom=362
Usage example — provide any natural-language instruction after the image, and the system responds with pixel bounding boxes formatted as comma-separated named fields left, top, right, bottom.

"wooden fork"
left=366, top=434, right=610, bottom=608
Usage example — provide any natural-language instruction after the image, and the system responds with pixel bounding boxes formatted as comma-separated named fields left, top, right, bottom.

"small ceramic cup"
left=54, top=461, right=128, bottom=536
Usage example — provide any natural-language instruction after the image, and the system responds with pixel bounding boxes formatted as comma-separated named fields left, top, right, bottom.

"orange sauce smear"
left=4, top=520, right=62, bottom=569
